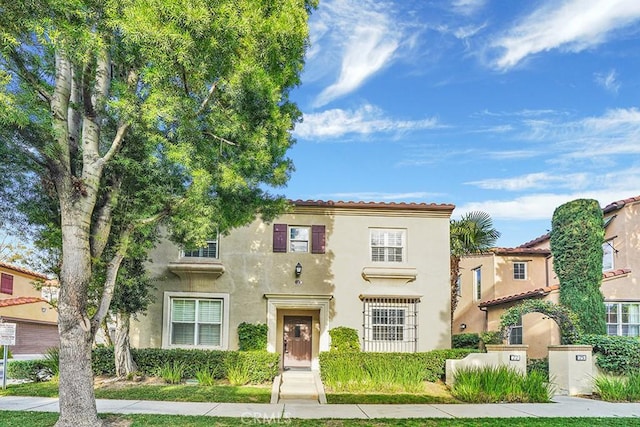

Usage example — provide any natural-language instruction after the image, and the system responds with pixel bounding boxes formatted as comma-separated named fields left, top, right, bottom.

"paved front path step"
left=275, top=370, right=326, bottom=404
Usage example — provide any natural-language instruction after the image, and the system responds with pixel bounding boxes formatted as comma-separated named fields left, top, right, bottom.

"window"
left=0, top=273, right=13, bottom=295
left=513, top=262, right=527, bottom=280
left=602, top=241, right=615, bottom=272
left=370, top=229, right=405, bottom=262
left=472, top=267, right=482, bottom=301
left=163, top=292, right=229, bottom=349
left=289, top=227, right=309, bottom=252
left=183, top=238, right=218, bottom=258
left=362, top=297, right=418, bottom=352
left=509, top=316, right=523, bottom=344
left=273, top=224, right=325, bottom=254
left=606, top=302, right=640, bottom=337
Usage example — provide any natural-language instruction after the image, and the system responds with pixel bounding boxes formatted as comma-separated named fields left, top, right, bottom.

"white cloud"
left=595, top=69, right=621, bottom=94
left=310, top=0, right=402, bottom=107
left=294, top=104, right=440, bottom=139
left=452, top=0, right=486, bottom=16
left=491, top=0, right=640, bottom=70
left=467, top=172, right=589, bottom=191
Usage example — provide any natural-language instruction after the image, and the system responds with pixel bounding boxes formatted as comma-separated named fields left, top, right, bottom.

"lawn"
left=2, top=412, right=640, bottom=427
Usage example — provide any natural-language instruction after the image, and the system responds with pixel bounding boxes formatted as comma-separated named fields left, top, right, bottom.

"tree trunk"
left=450, top=255, right=461, bottom=329
left=55, top=223, right=102, bottom=427
left=114, top=312, right=137, bottom=377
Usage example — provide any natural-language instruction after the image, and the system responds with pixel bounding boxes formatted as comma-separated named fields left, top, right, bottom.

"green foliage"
left=0, top=345, right=12, bottom=359
left=319, top=349, right=475, bottom=391
left=237, top=322, right=268, bottom=351
left=527, top=358, right=549, bottom=381
left=6, top=360, right=49, bottom=381
left=92, top=347, right=279, bottom=384
left=579, top=334, right=640, bottom=375
left=479, top=331, right=503, bottom=348
left=224, top=358, right=251, bottom=386
left=194, top=366, right=219, bottom=386
left=156, top=361, right=186, bottom=384
left=452, top=365, right=552, bottom=403
left=500, top=299, right=582, bottom=344
left=452, top=333, right=481, bottom=349
left=595, top=373, right=640, bottom=402
left=43, top=347, right=60, bottom=375
left=551, top=199, right=606, bottom=335
left=329, top=326, right=361, bottom=352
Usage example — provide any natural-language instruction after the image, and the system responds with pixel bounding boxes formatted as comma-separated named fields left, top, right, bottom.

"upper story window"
left=602, top=241, right=615, bottom=271
left=370, top=229, right=405, bottom=263
left=513, top=262, right=527, bottom=280
left=0, top=273, right=13, bottom=295
left=473, top=267, right=482, bottom=301
left=183, top=239, right=218, bottom=259
left=289, top=227, right=310, bottom=252
left=273, top=224, right=325, bottom=254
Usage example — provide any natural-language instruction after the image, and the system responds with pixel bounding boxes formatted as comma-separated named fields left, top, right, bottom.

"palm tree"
left=450, top=211, right=501, bottom=324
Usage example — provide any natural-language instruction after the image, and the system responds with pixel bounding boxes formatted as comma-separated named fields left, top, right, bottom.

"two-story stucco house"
left=131, top=200, right=454, bottom=370
left=454, top=196, right=640, bottom=358
left=0, top=262, right=58, bottom=354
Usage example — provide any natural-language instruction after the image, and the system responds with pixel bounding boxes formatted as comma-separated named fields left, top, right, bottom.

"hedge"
left=6, top=360, right=50, bottom=381
left=579, top=334, right=640, bottom=375
left=237, top=322, right=268, bottom=351
left=92, top=347, right=279, bottom=383
left=329, top=326, right=360, bottom=352
left=452, top=333, right=480, bottom=349
left=319, top=349, right=475, bottom=383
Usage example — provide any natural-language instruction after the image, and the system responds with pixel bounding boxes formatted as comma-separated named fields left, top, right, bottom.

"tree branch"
left=7, top=49, right=52, bottom=104
left=101, top=121, right=130, bottom=164
left=90, top=178, right=122, bottom=259
left=196, top=80, right=218, bottom=116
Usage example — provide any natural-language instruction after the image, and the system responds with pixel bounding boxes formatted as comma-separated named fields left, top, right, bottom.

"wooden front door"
left=283, top=316, right=312, bottom=369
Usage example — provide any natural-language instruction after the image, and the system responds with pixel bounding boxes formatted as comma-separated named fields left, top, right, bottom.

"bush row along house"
left=0, top=261, right=58, bottom=355
left=131, top=200, right=455, bottom=370
left=454, top=195, right=640, bottom=358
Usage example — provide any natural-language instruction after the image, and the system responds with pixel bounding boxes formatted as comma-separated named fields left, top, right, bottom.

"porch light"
left=459, top=323, right=467, bottom=330
left=295, top=262, right=302, bottom=277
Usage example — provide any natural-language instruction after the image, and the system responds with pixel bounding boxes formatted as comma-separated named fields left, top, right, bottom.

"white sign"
left=0, top=323, right=16, bottom=346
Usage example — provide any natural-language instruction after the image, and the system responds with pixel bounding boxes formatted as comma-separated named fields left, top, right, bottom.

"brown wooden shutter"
left=0, top=273, right=13, bottom=294
left=273, top=224, right=287, bottom=252
left=311, top=225, right=326, bottom=254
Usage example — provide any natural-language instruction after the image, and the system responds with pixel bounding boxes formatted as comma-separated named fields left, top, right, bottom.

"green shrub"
left=319, top=349, right=475, bottom=392
left=92, top=347, right=279, bottom=383
left=329, top=327, right=360, bottom=352
left=194, top=366, right=218, bottom=386
left=225, top=358, right=251, bottom=386
left=6, top=360, right=50, bottom=381
left=43, top=347, right=60, bottom=375
left=480, top=331, right=503, bottom=349
left=452, top=365, right=551, bottom=403
left=527, top=358, right=549, bottom=381
left=237, top=322, right=268, bottom=351
left=595, top=372, right=640, bottom=402
left=579, top=334, right=640, bottom=375
left=156, top=361, right=185, bottom=384
left=452, top=333, right=480, bottom=349
left=0, top=345, right=12, bottom=359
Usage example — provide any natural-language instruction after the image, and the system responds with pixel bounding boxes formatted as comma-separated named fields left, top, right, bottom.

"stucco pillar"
left=548, top=345, right=593, bottom=396
left=485, top=344, right=528, bottom=375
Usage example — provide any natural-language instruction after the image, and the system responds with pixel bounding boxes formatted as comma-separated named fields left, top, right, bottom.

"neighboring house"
left=0, top=262, right=58, bottom=354
left=454, top=196, right=639, bottom=358
left=130, top=200, right=454, bottom=370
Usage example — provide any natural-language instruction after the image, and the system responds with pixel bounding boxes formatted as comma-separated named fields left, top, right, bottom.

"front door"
left=283, top=316, right=312, bottom=369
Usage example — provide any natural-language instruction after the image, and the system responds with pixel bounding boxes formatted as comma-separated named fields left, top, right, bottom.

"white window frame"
left=472, top=267, right=482, bottom=301
left=362, top=297, right=418, bottom=352
left=370, top=228, right=406, bottom=263
left=162, top=292, right=230, bottom=349
left=602, top=241, right=615, bottom=272
left=606, top=302, right=640, bottom=337
left=289, top=226, right=310, bottom=253
left=182, top=236, right=219, bottom=259
left=513, top=262, right=527, bottom=280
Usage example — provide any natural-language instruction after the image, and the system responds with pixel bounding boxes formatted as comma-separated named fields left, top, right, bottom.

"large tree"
left=450, top=211, right=500, bottom=323
left=0, top=1, right=316, bottom=425
left=550, top=198, right=606, bottom=335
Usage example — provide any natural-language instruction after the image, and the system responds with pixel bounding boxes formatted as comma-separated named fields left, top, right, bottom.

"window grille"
left=183, top=240, right=218, bottom=258
left=361, top=296, right=418, bottom=352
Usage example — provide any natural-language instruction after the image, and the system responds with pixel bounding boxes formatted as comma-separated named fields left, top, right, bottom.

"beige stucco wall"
left=131, top=203, right=453, bottom=365
left=0, top=266, right=57, bottom=324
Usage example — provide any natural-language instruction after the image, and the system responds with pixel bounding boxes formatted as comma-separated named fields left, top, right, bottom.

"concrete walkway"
left=1, top=395, right=640, bottom=419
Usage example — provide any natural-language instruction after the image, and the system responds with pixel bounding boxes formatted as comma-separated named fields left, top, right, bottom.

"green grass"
left=0, top=380, right=271, bottom=403
left=327, top=393, right=458, bottom=404
left=595, top=372, right=640, bottom=402
left=2, top=412, right=640, bottom=427
left=452, top=366, right=552, bottom=403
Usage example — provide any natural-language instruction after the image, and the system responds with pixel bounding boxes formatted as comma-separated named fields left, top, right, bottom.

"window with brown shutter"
left=273, top=224, right=287, bottom=252
left=0, top=273, right=13, bottom=295
left=311, top=225, right=325, bottom=254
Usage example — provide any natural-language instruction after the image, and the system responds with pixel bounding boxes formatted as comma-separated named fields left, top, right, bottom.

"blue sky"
left=283, top=0, right=640, bottom=247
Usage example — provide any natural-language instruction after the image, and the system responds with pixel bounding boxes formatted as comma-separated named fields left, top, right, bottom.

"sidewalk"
left=1, top=395, right=640, bottom=419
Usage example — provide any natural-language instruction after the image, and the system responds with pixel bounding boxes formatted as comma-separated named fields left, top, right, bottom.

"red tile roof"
left=0, top=261, right=51, bottom=281
left=478, top=285, right=559, bottom=308
left=491, top=247, right=551, bottom=256
left=603, top=268, right=631, bottom=279
left=291, top=199, right=455, bottom=212
left=0, top=296, right=46, bottom=308
left=603, top=196, right=640, bottom=213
